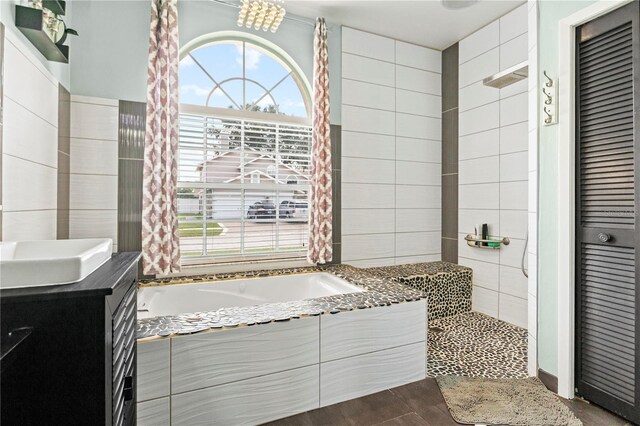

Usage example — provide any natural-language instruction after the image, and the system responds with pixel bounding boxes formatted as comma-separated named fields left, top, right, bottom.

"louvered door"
left=576, top=2, right=640, bottom=423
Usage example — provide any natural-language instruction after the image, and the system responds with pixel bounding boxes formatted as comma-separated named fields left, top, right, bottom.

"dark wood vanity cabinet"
left=0, top=252, right=141, bottom=426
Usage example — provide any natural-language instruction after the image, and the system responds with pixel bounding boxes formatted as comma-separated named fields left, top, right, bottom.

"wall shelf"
left=15, top=5, right=69, bottom=63
left=42, top=0, right=66, bottom=16
left=464, top=234, right=510, bottom=249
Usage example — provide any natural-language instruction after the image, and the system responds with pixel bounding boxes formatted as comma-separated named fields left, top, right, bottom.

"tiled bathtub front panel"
left=321, top=300, right=426, bottom=362
left=137, top=298, right=427, bottom=424
left=138, top=397, right=170, bottom=426
left=137, top=338, right=170, bottom=402
left=320, top=342, right=426, bottom=407
left=171, top=317, right=319, bottom=394
left=171, top=365, right=320, bottom=426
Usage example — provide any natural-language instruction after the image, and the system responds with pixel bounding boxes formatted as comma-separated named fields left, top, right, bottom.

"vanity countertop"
left=0, top=252, right=141, bottom=301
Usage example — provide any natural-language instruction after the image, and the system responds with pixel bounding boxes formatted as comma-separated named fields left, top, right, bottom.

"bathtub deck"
left=136, top=261, right=471, bottom=340
left=136, top=264, right=428, bottom=340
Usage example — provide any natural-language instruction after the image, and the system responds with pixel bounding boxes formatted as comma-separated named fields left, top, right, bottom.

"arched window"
left=179, top=33, right=311, bottom=117
left=177, top=32, right=312, bottom=263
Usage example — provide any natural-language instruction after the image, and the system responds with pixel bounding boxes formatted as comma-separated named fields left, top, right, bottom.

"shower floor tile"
left=427, top=311, right=528, bottom=379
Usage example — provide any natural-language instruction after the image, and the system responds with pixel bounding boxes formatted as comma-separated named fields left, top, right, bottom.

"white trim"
left=167, top=258, right=310, bottom=277
left=181, top=103, right=312, bottom=126
left=556, top=0, right=633, bottom=399
left=179, top=30, right=312, bottom=117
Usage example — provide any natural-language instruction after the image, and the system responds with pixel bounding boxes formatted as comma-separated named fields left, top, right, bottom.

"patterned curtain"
left=141, top=0, right=181, bottom=275
left=308, top=18, right=332, bottom=264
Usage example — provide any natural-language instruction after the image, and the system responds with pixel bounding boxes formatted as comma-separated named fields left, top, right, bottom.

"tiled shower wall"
left=441, top=44, right=459, bottom=263
left=457, top=4, right=529, bottom=329
left=2, top=31, right=58, bottom=240
left=69, top=96, right=119, bottom=251
left=57, top=86, right=70, bottom=239
left=341, top=27, right=442, bottom=267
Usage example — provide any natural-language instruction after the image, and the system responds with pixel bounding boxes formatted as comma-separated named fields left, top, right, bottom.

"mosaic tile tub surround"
left=366, top=262, right=473, bottom=320
left=136, top=264, right=428, bottom=340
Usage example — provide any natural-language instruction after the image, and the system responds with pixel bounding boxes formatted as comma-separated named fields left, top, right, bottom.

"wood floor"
left=266, top=378, right=631, bottom=426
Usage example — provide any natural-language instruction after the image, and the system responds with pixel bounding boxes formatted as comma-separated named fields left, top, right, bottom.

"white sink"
left=0, top=239, right=113, bottom=289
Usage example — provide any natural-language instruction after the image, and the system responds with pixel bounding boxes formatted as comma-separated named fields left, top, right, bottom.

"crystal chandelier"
left=237, top=0, right=286, bottom=33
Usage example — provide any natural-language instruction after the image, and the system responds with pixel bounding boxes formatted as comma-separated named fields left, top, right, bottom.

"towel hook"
left=543, top=70, right=553, bottom=87
left=542, top=87, right=553, bottom=105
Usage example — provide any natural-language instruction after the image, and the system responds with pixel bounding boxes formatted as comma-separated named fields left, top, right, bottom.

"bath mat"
left=436, top=376, right=582, bottom=426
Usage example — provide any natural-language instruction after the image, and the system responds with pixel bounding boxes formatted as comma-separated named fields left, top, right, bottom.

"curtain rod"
left=207, top=0, right=318, bottom=28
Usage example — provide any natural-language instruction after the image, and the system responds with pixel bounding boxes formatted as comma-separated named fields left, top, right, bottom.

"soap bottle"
left=481, top=224, right=488, bottom=247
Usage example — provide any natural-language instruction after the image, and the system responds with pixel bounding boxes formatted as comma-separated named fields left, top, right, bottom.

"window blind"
left=177, top=108, right=312, bottom=263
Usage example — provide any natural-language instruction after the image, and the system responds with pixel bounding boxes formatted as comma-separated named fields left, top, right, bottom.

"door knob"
left=598, top=233, right=611, bottom=243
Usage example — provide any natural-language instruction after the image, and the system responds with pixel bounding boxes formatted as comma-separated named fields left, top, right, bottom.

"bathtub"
left=137, top=272, right=363, bottom=319
left=136, top=270, right=427, bottom=426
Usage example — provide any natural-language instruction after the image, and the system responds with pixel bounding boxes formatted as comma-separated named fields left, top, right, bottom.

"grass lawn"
left=178, top=220, right=224, bottom=237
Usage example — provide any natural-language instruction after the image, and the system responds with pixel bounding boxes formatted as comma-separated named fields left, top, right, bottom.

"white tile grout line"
left=394, top=40, right=397, bottom=264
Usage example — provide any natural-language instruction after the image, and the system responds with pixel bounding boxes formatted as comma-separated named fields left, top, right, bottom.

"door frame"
left=556, top=0, right=635, bottom=400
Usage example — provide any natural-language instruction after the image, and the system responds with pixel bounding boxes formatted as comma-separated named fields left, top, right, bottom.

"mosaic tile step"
left=366, top=262, right=473, bottom=320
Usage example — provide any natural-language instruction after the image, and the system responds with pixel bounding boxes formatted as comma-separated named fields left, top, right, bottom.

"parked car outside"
left=279, top=200, right=295, bottom=219
left=291, top=202, right=308, bottom=222
left=246, top=202, right=276, bottom=220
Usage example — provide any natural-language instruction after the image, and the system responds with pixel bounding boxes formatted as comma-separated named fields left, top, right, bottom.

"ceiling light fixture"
left=237, top=0, right=286, bottom=33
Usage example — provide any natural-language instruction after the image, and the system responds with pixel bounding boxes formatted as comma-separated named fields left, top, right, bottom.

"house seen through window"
left=177, top=34, right=312, bottom=263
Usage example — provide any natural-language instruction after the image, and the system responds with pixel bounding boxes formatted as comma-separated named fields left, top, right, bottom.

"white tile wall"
left=458, top=21, right=500, bottom=64
left=396, top=185, right=441, bottom=209
left=2, top=34, right=59, bottom=240
left=342, top=209, right=395, bottom=235
left=342, top=105, right=395, bottom=135
left=3, top=97, right=58, bottom=168
left=396, top=90, right=441, bottom=118
left=2, top=210, right=57, bottom=241
left=342, top=54, right=395, bottom=87
left=342, top=131, right=395, bottom=160
left=500, top=122, right=528, bottom=154
left=459, top=48, right=500, bottom=88
left=459, top=129, right=500, bottom=160
left=459, top=82, right=499, bottom=112
left=342, top=158, right=395, bottom=184
left=396, top=137, right=441, bottom=163
left=395, top=41, right=441, bottom=73
left=342, top=27, right=395, bottom=62
left=500, top=3, right=528, bottom=43
left=342, top=79, right=395, bottom=110
left=458, top=6, right=529, bottom=329
left=341, top=27, right=442, bottom=266
left=395, top=66, right=441, bottom=95
left=68, top=96, right=119, bottom=247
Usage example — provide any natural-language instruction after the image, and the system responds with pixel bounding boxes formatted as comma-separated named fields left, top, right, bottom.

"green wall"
left=70, top=0, right=342, bottom=123
left=536, top=0, right=597, bottom=376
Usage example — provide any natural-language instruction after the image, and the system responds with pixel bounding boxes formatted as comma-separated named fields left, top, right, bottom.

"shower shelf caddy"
left=464, top=234, right=510, bottom=249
